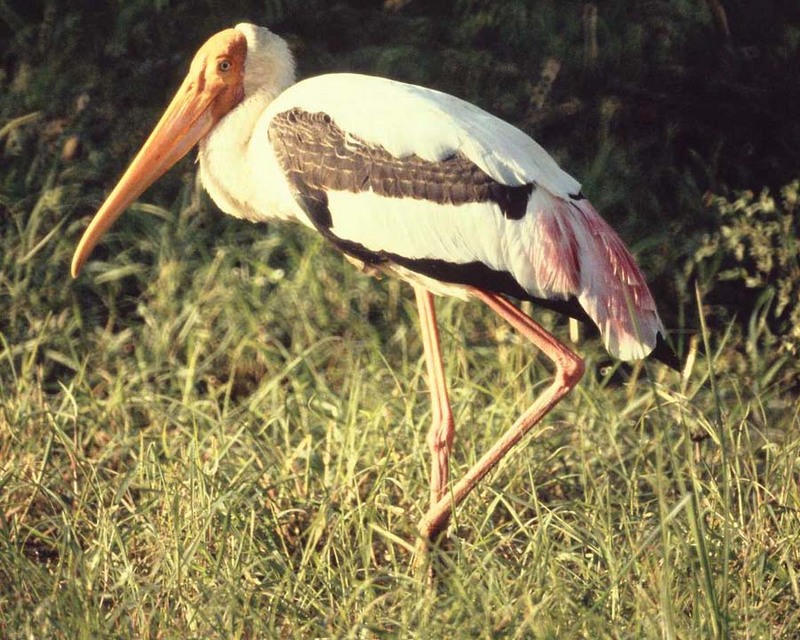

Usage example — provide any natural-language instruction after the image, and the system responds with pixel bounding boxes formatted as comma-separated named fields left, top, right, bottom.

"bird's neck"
left=198, top=87, right=307, bottom=226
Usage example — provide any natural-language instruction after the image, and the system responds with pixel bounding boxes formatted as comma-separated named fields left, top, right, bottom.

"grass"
left=1, top=166, right=800, bottom=639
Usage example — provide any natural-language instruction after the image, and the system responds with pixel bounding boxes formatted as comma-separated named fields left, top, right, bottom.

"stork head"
left=70, top=24, right=294, bottom=277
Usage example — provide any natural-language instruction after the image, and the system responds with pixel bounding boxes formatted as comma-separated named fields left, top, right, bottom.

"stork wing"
left=262, top=72, right=581, bottom=280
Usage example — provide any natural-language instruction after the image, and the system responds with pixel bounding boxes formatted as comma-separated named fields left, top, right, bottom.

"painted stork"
left=71, top=24, right=675, bottom=560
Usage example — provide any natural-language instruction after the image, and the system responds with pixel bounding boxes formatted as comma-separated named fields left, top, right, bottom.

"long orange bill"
left=71, top=73, right=219, bottom=278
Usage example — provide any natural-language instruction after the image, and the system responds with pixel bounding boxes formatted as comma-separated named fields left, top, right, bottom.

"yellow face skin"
left=71, top=28, right=247, bottom=277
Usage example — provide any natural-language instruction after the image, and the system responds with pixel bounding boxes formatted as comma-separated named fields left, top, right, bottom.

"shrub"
left=691, top=180, right=800, bottom=385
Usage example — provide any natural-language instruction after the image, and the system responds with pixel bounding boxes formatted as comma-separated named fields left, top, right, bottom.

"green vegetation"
left=2, top=1, right=799, bottom=637
left=694, top=182, right=800, bottom=367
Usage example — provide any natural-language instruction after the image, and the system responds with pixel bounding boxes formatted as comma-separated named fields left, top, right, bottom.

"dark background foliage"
left=2, top=0, right=799, bottom=355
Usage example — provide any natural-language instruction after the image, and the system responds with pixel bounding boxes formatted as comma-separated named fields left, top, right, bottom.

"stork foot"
left=411, top=535, right=432, bottom=579
left=411, top=513, right=452, bottom=580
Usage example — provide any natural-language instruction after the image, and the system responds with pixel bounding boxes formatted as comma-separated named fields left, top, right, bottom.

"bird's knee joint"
left=558, top=355, right=585, bottom=388
left=426, top=414, right=455, bottom=453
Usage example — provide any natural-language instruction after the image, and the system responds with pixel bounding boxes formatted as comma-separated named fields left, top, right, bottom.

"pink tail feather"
left=526, top=193, right=664, bottom=361
left=571, top=200, right=663, bottom=360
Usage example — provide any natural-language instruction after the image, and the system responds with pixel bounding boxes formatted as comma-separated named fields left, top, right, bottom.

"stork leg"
left=413, top=285, right=455, bottom=510
left=414, top=288, right=585, bottom=559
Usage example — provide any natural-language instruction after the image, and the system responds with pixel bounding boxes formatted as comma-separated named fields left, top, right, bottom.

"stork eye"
left=218, top=59, right=232, bottom=72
